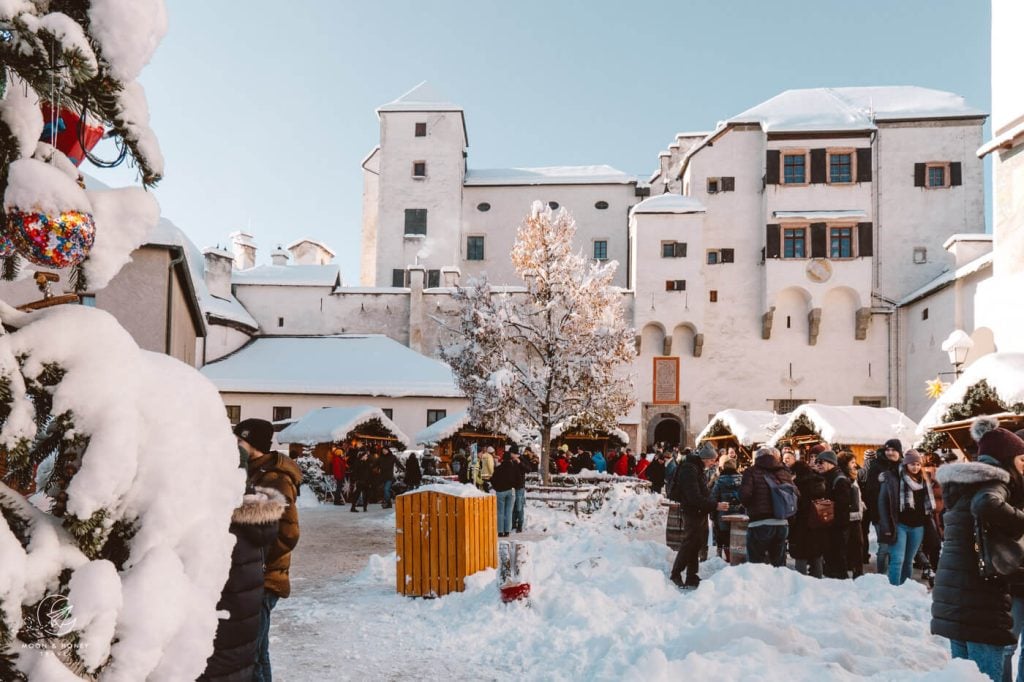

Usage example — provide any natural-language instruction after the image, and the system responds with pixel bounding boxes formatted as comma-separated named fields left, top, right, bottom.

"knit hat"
left=486, top=446, right=495, bottom=453
left=972, top=416, right=1024, bottom=470
left=698, top=443, right=718, bottom=460
left=233, top=418, right=274, bottom=455
left=902, top=450, right=923, bottom=466
left=815, top=450, right=838, bottom=466
left=809, top=443, right=828, bottom=457
left=883, top=438, right=903, bottom=453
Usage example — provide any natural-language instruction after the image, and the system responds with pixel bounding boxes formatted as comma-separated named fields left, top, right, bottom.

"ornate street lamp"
left=941, top=329, right=974, bottom=378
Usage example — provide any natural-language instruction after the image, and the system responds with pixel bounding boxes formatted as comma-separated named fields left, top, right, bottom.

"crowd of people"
left=663, top=418, right=1024, bottom=682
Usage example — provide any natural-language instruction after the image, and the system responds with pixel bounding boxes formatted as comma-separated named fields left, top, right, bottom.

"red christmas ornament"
left=39, top=103, right=105, bottom=167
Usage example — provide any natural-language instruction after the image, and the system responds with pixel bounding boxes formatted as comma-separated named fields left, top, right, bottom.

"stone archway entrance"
left=641, top=405, right=688, bottom=449
left=653, top=417, right=681, bottom=446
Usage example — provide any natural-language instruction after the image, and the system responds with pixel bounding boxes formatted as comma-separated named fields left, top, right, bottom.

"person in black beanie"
left=932, top=417, right=1024, bottom=682
left=864, top=438, right=902, bottom=574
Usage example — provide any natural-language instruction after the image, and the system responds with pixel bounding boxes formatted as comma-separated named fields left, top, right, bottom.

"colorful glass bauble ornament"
left=0, top=228, right=15, bottom=258
left=6, top=208, right=96, bottom=268
left=39, top=103, right=105, bottom=167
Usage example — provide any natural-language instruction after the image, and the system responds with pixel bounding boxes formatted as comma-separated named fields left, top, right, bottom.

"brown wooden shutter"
left=675, top=242, right=688, bottom=257
left=810, top=223, right=827, bottom=258
left=810, top=149, right=827, bottom=183
left=721, top=176, right=735, bottom=192
left=665, top=280, right=674, bottom=291
left=857, top=222, right=873, bottom=257
left=766, top=224, right=781, bottom=259
left=914, top=163, right=926, bottom=187
left=720, top=248, right=735, bottom=263
left=950, top=162, right=963, bottom=186
left=766, top=151, right=780, bottom=184
left=856, top=148, right=872, bottom=182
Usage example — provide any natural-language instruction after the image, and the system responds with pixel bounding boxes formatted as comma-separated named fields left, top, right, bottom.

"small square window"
left=593, top=240, right=608, bottom=260
left=427, top=409, right=447, bottom=426
left=392, top=269, right=407, bottom=287
left=706, top=251, right=719, bottom=265
left=783, top=228, right=807, bottom=259
left=427, top=269, right=441, bottom=288
left=662, top=241, right=686, bottom=258
left=415, top=122, right=427, bottom=137
left=709, top=290, right=718, bottom=303
left=707, top=178, right=719, bottom=194
left=830, top=227, right=853, bottom=258
left=413, top=161, right=426, bottom=177
left=829, top=153, right=853, bottom=183
left=382, top=408, right=394, bottom=420
left=783, top=153, right=806, bottom=184
left=404, top=208, right=427, bottom=235
left=467, top=236, right=485, bottom=261
left=225, top=405, right=241, bottom=425
left=272, top=406, right=292, bottom=422
left=927, top=165, right=946, bottom=187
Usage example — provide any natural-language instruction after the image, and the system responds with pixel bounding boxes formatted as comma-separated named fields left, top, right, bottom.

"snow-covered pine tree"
left=438, top=201, right=636, bottom=483
left=297, top=448, right=334, bottom=503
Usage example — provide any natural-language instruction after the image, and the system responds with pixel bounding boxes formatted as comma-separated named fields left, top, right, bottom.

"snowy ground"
left=273, top=487, right=985, bottom=681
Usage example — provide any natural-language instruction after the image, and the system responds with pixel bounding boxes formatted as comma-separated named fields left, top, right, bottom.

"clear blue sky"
left=91, top=0, right=991, bottom=284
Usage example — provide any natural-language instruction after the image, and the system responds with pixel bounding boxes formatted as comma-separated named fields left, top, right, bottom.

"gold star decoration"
left=925, top=377, right=949, bottom=399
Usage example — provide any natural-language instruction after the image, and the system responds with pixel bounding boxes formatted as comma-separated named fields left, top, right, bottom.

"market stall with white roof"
left=767, top=404, right=918, bottom=464
left=696, top=409, right=785, bottom=465
left=278, top=406, right=411, bottom=466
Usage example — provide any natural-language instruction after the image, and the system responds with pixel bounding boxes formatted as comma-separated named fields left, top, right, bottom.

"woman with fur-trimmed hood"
left=198, top=485, right=286, bottom=681
left=931, top=416, right=1024, bottom=682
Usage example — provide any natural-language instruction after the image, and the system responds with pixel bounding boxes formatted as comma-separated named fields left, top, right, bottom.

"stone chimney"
left=271, top=245, right=290, bottom=267
left=441, top=266, right=460, bottom=287
left=202, top=246, right=234, bottom=299
left=230, top=231, right=257, bottom=270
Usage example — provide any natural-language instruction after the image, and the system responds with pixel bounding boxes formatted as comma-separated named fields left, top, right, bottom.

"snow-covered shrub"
left=296, top=452, right=334, bottom=503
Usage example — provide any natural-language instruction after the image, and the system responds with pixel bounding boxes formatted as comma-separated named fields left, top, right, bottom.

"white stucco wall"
left=992, top=0, right=1024, bottom=135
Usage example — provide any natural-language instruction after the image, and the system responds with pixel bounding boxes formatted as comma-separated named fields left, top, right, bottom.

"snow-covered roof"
left=696, top=410, right=784, bottom=447
left=287, top=238, right=336, bottom=257
left=229, top=230, right=256, bottom=247
left=377, top=81, right=462, bottom=113
left=728, top=86, right=985, bottom=133
left=145, top=218, right=258, bottom=331
left=201, top=335, right=463, bottom=398
left=277, top=406, right=411, bottom=448
left=773, top=210, right=868, bottom=221
left=232, top=264, right=341, bottom=288
left=464, top=165, right=636, bottom=186
left=916, top=353, right=1024, bottom=434
left=415, top=410, right=522, bottom=446
left=202, top=246, right=234, bottom=260
left=550, top=421, right=630, bottom=445
left=766, top=404, right=918, bottom=447
left=631, top=194, right=706, bottom=215
left=897, top=251, right=993, bottom=307
left=942, top=233, right=993, bottom=249
left=978, top=119, right=1024, bottom=157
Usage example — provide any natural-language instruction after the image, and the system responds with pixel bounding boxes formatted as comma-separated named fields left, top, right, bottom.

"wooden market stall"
left=277, top=406, right=412, bottom=469
left=766, top=404, right=918, bottom=465
left=916, top=353, right=1024, bottom=456
left=696, top=409, right=785, bottom=467
left=550, top=420, right=629, bottom=456
left=414, top=410, right=520, bottom=472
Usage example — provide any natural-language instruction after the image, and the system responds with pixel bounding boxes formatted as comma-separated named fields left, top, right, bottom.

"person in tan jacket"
left=476, top=445, right=496, bottom=491
left=234, top=418, right=301, bottom=682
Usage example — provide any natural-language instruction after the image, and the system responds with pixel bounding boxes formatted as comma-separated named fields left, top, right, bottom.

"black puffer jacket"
left=490, top=460, right=524, bottom=493
left=788, top=463, right=828, bottom=560
left=740, top=451, right=795, bottom=522
left=863, top=455, right=899, bottom=524
left=378, top=450, right=397, bottom=481
left=671, top=453, right=716, bottom=515
left=199, top=487, right=285, bottom=682
left=931, top=458, right=1023, bottom=646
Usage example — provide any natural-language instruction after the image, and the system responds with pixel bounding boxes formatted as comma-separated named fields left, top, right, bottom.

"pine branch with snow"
left=438, top=202, right=636, bottom=482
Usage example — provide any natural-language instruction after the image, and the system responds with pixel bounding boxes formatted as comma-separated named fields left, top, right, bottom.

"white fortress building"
left=161, top=82, right=994, bottom=448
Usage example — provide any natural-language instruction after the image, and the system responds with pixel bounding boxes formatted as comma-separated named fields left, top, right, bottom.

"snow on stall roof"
left=278, top=406, right=410, bottom=447
left=696, top=410, right=783, bottom=447
left=286, top=237, right=336, bottom=256
left=464, top=165, right=636, bottom=186
left=377, top=81, right=462, bottom=112
left=550, top=420, right=630, bottom=445
left=916, top=353, right=1024, bottom=434
left=773, top=210, right=868, bottom=220
left=201, top=335, right=463, bottom=398
left=767, top=404, right=918, bottom=447
left=728, top=86, right=985, bottom=132
left=232, top=264, right=340, bottom=288
left=631, top=194, right=706, bottom=215
left=415, top=410, right=523, bottom=446
left=145, top=218, right=258, bottom=331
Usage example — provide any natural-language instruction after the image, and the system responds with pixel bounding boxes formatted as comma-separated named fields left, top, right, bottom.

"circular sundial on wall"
left=805, top=258, right=833, bottom=284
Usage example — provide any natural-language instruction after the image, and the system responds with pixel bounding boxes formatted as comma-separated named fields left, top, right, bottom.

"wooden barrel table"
left=722, top=513, right=749, bottom=566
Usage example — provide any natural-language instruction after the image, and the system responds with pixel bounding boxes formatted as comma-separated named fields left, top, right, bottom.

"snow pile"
left=83, top=186, right=162, bottom=289
left=0, top=74, right=44, bottom=158
left=275, top=508, right=981, bottom=681
left=0, top=305, right=243, bottom=679
left=525, top=483, right=666, bottom=533
left=3, top=158, right=93, bottom=214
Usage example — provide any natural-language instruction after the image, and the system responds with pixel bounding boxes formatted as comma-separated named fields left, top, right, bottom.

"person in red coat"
left=614, top=451, right=630, bottom=476
left=635, top=455, right=650, bottom=480
left=331, top=447, right=347, bottom=505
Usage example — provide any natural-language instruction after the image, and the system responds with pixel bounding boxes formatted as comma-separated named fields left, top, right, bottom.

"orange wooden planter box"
left=395, top=490, right=497, bottom=597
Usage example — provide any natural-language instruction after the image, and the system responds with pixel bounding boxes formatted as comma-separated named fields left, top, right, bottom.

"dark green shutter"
left=676, top=242, right=687, bottom=257
left=810, top=223, right=827, bottom=258
left=810, top=149, right=827, bottom=183
left=950, top=162, right=963, bottom=186
left=721, top=176, right=735, bottom=191
left=766, top=151, right=780, bottom=184
left=720, top=248, right=734, bottom=263
left=856, top=148, right=872, bottom=182
left=766, top=224, right=781, bottom=259
left=857, top=222, right=873, bottom=257
left=914, top=163, right=926, bottom=187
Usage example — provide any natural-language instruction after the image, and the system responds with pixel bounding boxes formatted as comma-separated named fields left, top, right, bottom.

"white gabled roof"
left=631, top=194, right=705, bottom=215
left=278, top=406, right=411, bottom=447
left=201, top=335, right=463, bottom=398
left=728, top=86, right=984, bottom=133
left=766, top=404, right=918, bottom=447
left=550, top=420, right=629, bottom=446
left=464, top=165, right=636, bottom=186
left=415, top=410, right=523, bottom=446
left=917, top=353, right=1024, bottom=434
left=696, top=410, right=784, bottom=447
left=286, top=238, right=336, bottom=257
left=377, top=82, right=462, bottom=113
left=232, top=264, right=341, bottom=288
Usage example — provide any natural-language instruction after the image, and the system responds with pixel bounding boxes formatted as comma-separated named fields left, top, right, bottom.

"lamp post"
left=941, top=329, right=974, bottom=378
